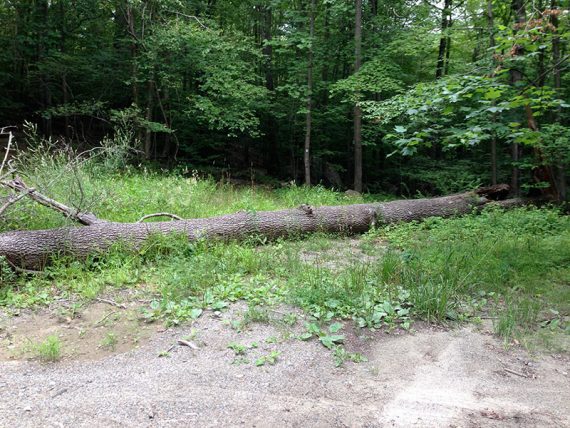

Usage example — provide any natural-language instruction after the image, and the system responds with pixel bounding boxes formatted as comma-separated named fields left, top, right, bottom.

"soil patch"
left=0, top=303, right=568, bottom=427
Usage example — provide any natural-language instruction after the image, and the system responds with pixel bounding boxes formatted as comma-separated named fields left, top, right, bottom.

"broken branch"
left=0, top=177, right=102, bottom=225
left=137, top=212, right=183, bottom=223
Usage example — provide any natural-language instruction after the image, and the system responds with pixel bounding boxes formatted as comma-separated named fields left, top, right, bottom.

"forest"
left=0, top=1, right=569, bottom=425
left=0, top=0, right=568, bottom=196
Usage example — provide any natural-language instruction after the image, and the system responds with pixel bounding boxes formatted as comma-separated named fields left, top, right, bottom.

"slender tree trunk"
left=261, top=5, right=279, bottom=175
left=509, top=0, right=526, bottom=196
left=144, top=81, right=153, bottom=160
left=353, top=0, right=363, bottom=192
left=551, top=0, right=566, bottom=200
left=126, top=5, right=138, bottom=106
left=487, top=0, right=497, bottom=185
left=38, top=0, right=52, bottom=136
left=58, top=1, right=71, bottom=141
left=304, top=0, right=315, bottom=186
left=537, top=0, right=546, bottom=87
left=436, top=0, right=452, bottom=79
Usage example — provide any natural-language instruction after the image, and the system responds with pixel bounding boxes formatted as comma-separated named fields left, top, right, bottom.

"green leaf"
left=320, top=334, right=345, bottom=349
left=329, top=322, right=343, bottom=333
left=190, top=308, right=203, bottom=319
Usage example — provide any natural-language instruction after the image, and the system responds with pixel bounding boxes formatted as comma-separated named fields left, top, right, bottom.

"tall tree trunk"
left=144, top=81, right=153, bottom=160
left=436, top=0, right=452, bottom=79
left=304, top=0, right=315, bottom=186
left=551, top=0, right=566, bottom=200
left=509, top=0, right=526, bottom=196
left=487, top=0, right=497, bottom=185
left=537, top=0, right=546, bottom=87
left=261, top=4, right=279, bottom=175
left=126, top=4, right=138, bottom=106
left=38, top=0, right=52, bottom=136
left=509, top=0, right=557, bottom=198
left=353, top=0, right=363, bottom=192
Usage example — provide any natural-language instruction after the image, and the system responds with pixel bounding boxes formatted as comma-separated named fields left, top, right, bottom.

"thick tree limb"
left=0, top=185, right=524, bottom=270
left=0, top=177, right=101, bottom=226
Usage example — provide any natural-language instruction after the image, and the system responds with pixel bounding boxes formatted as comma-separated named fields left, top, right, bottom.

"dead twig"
left=177, top=339, right=199, bottom=350
left=504, top=368, right=528, bottom=378
left=94, top=310, right=119, bottom=327
left=5, top=257, right=46, bottom=275
left=137, top=212, right=183, bottom=223
left=0, top=190, right=30, bottom=216
left=96, top=298, right=127, bottom=309
left=0, top=130, right=14, bottom=176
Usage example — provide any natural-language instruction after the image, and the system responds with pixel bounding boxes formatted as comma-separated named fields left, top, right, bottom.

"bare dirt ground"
left=0, top=302, right=569, bottom=428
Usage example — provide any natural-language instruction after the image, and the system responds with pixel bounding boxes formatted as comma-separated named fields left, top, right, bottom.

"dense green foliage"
left=0, top=0, right=568, bottom=195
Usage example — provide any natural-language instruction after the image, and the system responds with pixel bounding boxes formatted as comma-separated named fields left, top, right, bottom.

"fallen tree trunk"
left=0, top=185, right=521, bottom=270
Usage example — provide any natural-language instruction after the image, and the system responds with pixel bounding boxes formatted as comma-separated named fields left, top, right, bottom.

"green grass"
left=0, top=147, right=568, bottom=349
left=100, top=332, right=118, bottom=351
left=0, top=160, right=369, bottom=233
left=31, top=335, right=62, bottom=362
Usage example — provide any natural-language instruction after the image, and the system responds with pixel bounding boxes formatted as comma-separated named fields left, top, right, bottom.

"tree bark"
left=436, top=0, right=452, bottom=79
left=353, top=0, right=363, bottom=192
left=487, top=0, right=497, bottom=185
left=0, top=186, right=520, bottom=270
left=304, top=0, right=315, bottom=186
left=551, top=0, right=566, bottom=200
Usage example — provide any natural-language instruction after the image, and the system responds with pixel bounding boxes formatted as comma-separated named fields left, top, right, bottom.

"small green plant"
left=33, top=335, right=62, bottom=362
left=158, top=350, right=171, bottom=358
left=255, top=351, right=280, bottom=366
left=300, top=322, right=345, bottom=349
left=0, top=256, right=17, bottom=284
left=282, top=313, right=298, bottom=326
left=227, top=342, right=248, bottom=355
left=232, top=356, right=250, bottom=365
left=332, top=346, right=368, bottom=368
left=101, top=332, right=118, bottom=350
left=242, top=305, right=270, bottom=325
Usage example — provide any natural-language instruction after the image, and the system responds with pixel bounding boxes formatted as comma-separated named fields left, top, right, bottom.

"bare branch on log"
left=0, top=190, right=31, bottom=217
left=137, top=213, right=183, bottom=223
left=0, top=177, right=102, bottom=226
left=0, top=129, right=14, bottom=176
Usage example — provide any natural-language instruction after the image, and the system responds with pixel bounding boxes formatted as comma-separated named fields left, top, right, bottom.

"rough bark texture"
left=353, top=0, right=363, bottom=192
left=0, top=187, right=519, bottom=270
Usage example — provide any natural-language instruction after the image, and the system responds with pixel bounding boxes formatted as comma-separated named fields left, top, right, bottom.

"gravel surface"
left=1, top=307, right=569, bottom=427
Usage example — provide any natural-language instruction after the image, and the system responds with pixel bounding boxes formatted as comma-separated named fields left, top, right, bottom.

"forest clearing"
left=0, top=0, right=569, bottom=426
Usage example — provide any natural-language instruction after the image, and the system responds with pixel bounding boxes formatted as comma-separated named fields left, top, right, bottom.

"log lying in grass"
left=0, top=185, right=522, bottom=270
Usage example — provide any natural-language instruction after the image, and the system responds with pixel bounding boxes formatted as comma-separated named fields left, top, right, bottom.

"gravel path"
left=1, top=309, right=569, bottom=427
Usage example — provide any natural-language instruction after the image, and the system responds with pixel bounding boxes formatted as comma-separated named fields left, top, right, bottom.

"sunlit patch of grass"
left=31, top=335, right=62, bottom=363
